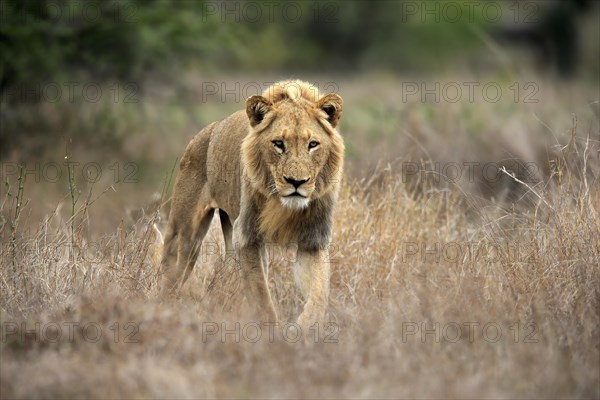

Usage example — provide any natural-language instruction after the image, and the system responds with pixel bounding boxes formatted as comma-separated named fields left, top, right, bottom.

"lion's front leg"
left=237, top=243, right=278, bottom=322
left=295, top=248, right=331, bottom=331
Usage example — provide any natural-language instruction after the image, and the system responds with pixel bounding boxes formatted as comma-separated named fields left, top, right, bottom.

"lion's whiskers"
left=268, top=182, right=278, bottom=196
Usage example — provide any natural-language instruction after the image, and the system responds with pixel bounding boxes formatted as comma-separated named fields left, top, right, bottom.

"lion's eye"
left=308, top=141, right=320, bottom=149
left=272, top=140, right=285, bottom=151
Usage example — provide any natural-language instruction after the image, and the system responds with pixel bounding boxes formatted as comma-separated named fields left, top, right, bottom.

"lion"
left=160, top=80, right=344, bottom=328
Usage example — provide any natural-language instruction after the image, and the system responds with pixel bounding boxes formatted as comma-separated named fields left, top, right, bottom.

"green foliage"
left=0, top=0, right=491, bottom=93
left=0, top=0, right=228, bottom=91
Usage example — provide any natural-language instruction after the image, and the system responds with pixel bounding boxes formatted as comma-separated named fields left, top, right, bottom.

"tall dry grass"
left=1, top=124, right=598, bottom=398
left=1, top=74, right=599, bottom=398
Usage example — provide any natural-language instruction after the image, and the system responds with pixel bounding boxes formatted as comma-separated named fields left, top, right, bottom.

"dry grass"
left=1, top=75, right=599, bottom=399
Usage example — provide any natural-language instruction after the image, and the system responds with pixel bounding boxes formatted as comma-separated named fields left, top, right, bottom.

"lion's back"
left=205, top=110, right=249, bottom=219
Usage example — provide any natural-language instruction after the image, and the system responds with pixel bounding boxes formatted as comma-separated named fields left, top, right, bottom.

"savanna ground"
left=1, top=73, right=599, bottom=399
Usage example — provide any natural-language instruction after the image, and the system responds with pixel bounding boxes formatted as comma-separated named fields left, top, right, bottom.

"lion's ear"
left=246, top=95, right=273, bottom=127
left=317, top=93, right=343, bottom=128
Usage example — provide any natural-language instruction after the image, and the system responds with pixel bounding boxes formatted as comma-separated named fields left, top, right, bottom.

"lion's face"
left=242, top=92, right=344, bottom=210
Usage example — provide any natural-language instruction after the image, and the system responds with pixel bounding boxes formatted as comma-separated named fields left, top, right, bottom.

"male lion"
left=160, top=80, right=344, bottom=328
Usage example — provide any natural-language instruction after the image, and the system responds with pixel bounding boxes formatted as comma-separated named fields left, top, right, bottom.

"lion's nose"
left=284, top=177, right=310, bottom=189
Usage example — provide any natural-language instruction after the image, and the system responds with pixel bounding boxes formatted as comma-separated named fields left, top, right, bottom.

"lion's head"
left=242, top=80, right=344, bottom=210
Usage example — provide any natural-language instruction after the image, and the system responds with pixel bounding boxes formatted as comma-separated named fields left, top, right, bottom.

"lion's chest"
left=258, top=201, right=304, bottom=244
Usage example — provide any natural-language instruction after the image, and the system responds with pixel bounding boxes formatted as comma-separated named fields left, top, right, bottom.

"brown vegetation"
left=1, top=76, right=598, bottom=399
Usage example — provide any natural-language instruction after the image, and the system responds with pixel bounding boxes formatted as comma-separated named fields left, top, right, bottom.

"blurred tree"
left=0, top=0, right=594, bottom=156
left=0, top=0, right=492, bottom=96
left=492, top=0, right=591, bottom=77
left=0, top=0, right=238, bottom=94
